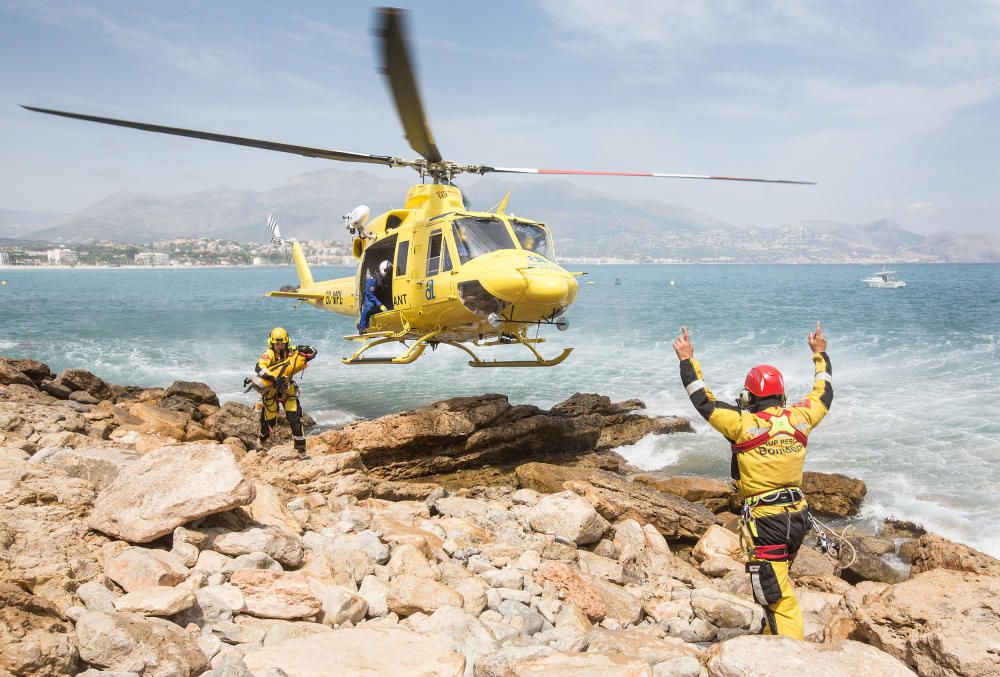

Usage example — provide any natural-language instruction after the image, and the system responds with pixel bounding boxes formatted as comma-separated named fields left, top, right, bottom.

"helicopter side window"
left=396, top=240, right=409, bottom=275
left=452, top=217, right=516, bottom=264
left=510, top=220, right=552, bottom=260
left=426, top=230, right=443, bottom=276
left=441, top=238, right=454, bottom=273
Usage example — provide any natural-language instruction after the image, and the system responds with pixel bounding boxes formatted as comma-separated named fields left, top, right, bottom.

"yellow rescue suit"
left=255, top=345, right=314, bottom=451
left=680, top=352, right=833, bottom=638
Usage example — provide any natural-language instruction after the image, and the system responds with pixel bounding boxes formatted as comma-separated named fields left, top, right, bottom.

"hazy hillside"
left=0, top=208, right=68, bottom=238
left=2, top=168, right=997, bottom=262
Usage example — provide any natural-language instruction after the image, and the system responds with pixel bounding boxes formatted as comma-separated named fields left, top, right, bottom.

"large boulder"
left=528, top=491, right=611, bottom=545
left=242, top=627, right=465, bottom=677
left=0, top=363, right=35, bottom=388
left=1, top=357, right=53, bottom=384
left=210, top=525, right=304, bottom=568
left=801, top=471, right=867, bottom=517
left=909, top=533, right=1000, bottom=577
left=634, top=474, right=732, bottom=511
left=0, top=583, right=80, bottom=676
left=229, top=570, right=322, bottom=620
left=52, top=369, right=115, bottom=402
left=855, top=569, right=1000, bottom=676
left=705, top=635, right=914, bottom=676
left=316, top=393, right=690, bottom=481
left=75, top=610, right=209, bottom=677
left=535, top=561, right=606, bottom=621
left=88, top=443, right=255, bottom=542
left=516, top=464, right=714, bottom=540
left=163, top=380, right=220, bottom=407
left=202, top=401, right=260, bottom=448
left=386, top=575, right=465, bottom=616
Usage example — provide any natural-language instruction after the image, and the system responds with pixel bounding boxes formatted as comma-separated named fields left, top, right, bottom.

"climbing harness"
left=736, top=487, right=856, bottom=570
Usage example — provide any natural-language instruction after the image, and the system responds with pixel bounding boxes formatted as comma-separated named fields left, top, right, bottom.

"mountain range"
left=1, top=168, right=997, bottom=262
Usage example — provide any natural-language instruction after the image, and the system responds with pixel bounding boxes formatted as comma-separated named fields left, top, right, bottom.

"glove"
left=379, top=304, right=387, bottom=312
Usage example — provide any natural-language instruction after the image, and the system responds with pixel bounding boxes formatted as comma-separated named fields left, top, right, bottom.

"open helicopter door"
left=357, top=234, right=398, bottom=332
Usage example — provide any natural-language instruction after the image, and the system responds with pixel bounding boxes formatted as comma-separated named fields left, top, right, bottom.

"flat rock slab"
left=517, top=463, right=714, bottom=540
left=88, top=443, right=255, bottom=543
left=242, top=626, right=465, bottom=676
left=705, top=635, right=914, bottom=676
left=515, top=651, right=653, bottom=676
left=113, top=586, right=196, bottom=616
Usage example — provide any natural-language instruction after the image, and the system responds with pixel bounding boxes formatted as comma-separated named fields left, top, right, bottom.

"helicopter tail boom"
left=291, top=241, right=314, bottom=289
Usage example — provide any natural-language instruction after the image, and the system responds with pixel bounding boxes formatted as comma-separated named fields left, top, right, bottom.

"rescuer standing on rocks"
left=254, top=327, right=317, bottom=454
left=673, top=321, right=832, bottom=638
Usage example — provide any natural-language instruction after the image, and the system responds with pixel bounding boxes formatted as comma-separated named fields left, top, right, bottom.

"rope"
left=737, top=506, right=859, bottom=571
left=808, top=513, right=858, bottom=570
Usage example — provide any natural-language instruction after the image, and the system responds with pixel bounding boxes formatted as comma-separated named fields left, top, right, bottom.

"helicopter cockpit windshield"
left=452, top=217, right=515, bottom=264
left=510, top=219, right=552, bottom=260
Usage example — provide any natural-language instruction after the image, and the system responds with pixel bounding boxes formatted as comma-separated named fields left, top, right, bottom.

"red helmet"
left=744, top=365, right=785, bottom=398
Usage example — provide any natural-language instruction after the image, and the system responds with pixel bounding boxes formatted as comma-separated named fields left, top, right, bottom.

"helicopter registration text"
left=393, top=293, right=408, bottom=306
left=324, top=290, right=344, bottom=306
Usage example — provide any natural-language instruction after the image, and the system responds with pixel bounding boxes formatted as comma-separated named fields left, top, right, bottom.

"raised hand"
left=808, top=321, right=827, bottom=353
left=673, top=325, right=694, bottom=361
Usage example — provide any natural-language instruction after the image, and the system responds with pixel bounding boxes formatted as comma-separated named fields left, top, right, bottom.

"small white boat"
left=862, top=269, right=906, bottom=288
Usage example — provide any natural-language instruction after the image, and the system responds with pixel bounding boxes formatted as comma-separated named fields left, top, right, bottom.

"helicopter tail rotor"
left=267, top=213, right=284, bottom=246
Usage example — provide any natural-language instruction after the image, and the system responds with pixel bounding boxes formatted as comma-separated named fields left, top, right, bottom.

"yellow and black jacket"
left=679, top=352, right=833, bottom=499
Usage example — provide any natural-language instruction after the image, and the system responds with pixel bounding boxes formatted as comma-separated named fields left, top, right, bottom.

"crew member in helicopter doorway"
left=357, top=260, right=391, bottom=333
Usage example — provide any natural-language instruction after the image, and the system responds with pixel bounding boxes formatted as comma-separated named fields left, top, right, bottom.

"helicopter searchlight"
left=343, top=205, right=372, bottom=239
left=22, top=6, right=814, bottom=367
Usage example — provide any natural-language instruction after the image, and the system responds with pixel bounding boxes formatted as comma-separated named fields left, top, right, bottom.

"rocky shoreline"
left=2, top=356, right=999, bottom=676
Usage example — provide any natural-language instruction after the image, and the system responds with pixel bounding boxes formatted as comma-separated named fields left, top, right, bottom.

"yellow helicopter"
left=22, top=8, right=813, bottom=367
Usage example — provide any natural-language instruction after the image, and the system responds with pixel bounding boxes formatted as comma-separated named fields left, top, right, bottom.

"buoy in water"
left=669, top=280, right=675, bottom=286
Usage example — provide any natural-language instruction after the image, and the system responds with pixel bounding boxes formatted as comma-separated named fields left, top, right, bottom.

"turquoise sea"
left=2, top=264, right=998, bottom=555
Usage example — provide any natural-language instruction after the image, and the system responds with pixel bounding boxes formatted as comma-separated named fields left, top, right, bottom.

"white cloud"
left=906, top=201, right=935, bottom=212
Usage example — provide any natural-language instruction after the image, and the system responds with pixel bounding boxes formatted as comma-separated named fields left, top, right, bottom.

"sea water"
left=2, top=264, right=998, bottom=555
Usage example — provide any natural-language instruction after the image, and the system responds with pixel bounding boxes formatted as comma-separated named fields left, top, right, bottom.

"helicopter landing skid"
left=465, top=338, right=573, bottom=367
left=341, top=330, right=572, bottom=367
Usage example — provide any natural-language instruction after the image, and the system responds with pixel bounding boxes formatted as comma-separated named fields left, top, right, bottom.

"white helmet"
left=379, top=260, right=390, bottom=276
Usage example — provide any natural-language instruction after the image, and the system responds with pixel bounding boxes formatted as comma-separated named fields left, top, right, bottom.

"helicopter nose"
left=482, top=269, right=577, bottom=305
left=481, top=270, right=529, bottom=302
left=523, top=273, right=573, bottom=304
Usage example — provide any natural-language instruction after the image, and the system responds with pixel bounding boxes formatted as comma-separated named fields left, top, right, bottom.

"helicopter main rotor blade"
left=376, top=7, right=443, bottom=164
left=482, top=166, right=816, bottom=185
left=21, top=105, right=398, bottom=167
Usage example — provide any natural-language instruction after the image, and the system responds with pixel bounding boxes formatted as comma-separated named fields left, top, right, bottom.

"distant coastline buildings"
left=134, top=251, right=170, bottom=266
left=46, top=248, right=78, bottom=265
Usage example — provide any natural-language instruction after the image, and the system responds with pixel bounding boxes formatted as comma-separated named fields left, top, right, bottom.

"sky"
left=1, top=0, right=998, bottom=235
